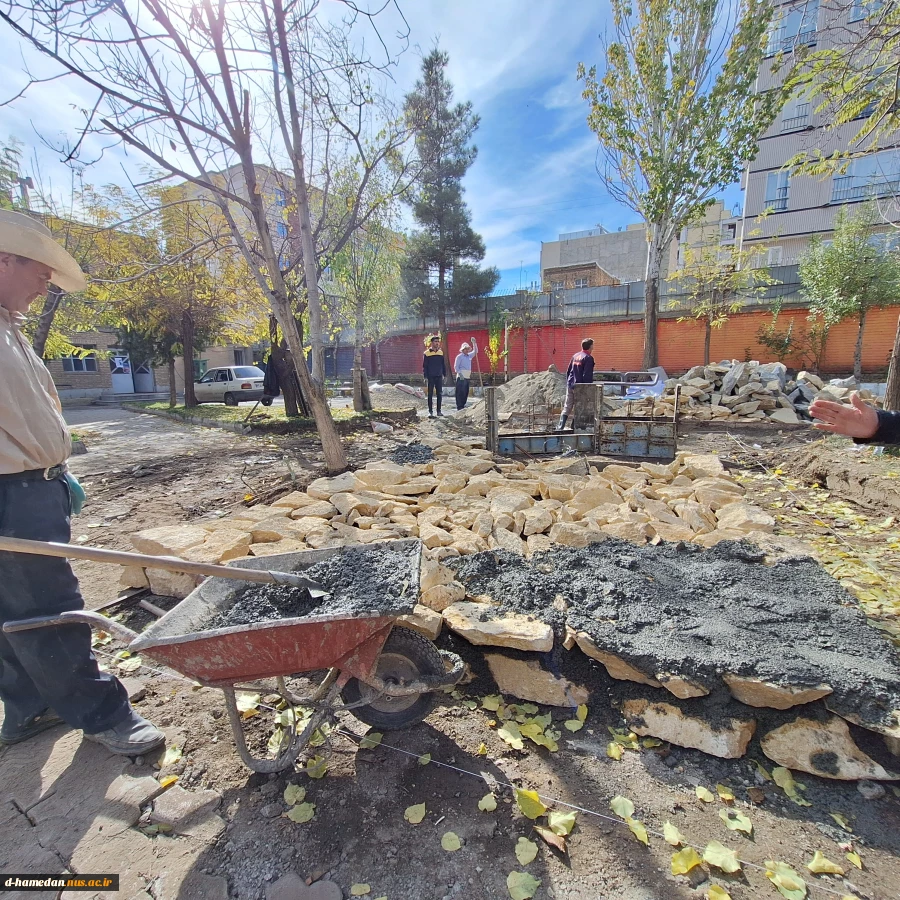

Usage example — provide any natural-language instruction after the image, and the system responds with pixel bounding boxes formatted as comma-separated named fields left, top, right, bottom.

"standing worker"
left=0, top=210, right=165, bottom=754
left=557, top=338, right=596, bottom=430
left=453, top=338, right=478, bottom=411
left=423, top=333, right=447, bottom=418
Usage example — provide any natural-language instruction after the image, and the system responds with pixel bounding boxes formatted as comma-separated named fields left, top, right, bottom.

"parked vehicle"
left=194, top=366, right=270, bottom=406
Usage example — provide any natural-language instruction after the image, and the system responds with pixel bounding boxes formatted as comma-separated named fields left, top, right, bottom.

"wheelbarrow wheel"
left=342, top=627, right=443, bottom=730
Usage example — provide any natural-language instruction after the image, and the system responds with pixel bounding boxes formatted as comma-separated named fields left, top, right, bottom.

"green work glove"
left=65, top=471, right=86, bottom=516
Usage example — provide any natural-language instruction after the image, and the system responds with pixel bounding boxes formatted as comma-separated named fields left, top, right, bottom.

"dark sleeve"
left=583, top=355, right=595, bottom=382
left=443, top=354, right=448, bottom=378
left=423, top=354, right=427, bottom=378
left=854, top=409, right=900, bottom=445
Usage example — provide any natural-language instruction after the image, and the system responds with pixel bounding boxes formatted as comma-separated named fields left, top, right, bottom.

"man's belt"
left=0, top=463, right=68, bottom=482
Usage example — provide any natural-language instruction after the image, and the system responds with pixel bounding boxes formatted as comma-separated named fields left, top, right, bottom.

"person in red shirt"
left=557, top=338, right=595, bottom=430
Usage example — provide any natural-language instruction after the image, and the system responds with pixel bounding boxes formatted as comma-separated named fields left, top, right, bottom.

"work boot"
left=85, top=710, right=166, bottom=755
left=0, top=709, right=65, bottom=745
left=557, top=414, right=567, bottom=431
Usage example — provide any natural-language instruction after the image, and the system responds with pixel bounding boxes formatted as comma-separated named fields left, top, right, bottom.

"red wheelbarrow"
left=0, top=537, right=464, bottom=772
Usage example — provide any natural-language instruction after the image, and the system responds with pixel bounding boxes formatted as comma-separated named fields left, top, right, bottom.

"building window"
left=765, top=171, right=790, bottom=211
left=780, top=96, right=810, bottom=131
left=868, top=232, right=900, bottom=253
left=767, top=246, right=783, bottom=267
left=61, top=346, right=98, bottom=373
left=234, top=349, right=246, bottom=365
left=279, top=254, right=291, bottom=270
left=849, top=0, right=883, bottom=22
left=274, top=188, right=287, bottom=208
left=276, top=221, right=288, bottom=238
left=831, top=150, right=900, bottom=202
left=721, top=222, right=737, bottom=241
left=767, top=0, right=818, bottom=54
left=551, top=281, right=564, bottom=290
left=574, top=277, right=589, bottom=289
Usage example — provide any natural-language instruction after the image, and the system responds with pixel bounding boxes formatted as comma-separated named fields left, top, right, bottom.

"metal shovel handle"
left=0, top=536, right=328, bottom=594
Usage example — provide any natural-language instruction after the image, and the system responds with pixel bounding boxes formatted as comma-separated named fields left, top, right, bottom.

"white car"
left=194, top=366, right=270, bottom=406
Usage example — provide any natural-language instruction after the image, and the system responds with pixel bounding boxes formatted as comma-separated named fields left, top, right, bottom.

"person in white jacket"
left=453, top=339, right=478, bottom=410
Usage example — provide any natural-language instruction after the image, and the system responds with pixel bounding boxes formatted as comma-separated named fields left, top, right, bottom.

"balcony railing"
left=832, top=175, right=900, bottom=203
left=780, top=103, right=810, bottom=131
left=767, top=27, right=817, bottom=55
left=764, top=186, right=789, bottom=211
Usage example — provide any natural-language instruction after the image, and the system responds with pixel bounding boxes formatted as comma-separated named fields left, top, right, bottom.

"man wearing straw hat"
left=0, top=209, right=165, bottom=753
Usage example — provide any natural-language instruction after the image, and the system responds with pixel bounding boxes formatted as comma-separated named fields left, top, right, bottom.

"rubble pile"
left=455, top=370, right=569, bottom=429
left=626, top=360, right=881, bottom=424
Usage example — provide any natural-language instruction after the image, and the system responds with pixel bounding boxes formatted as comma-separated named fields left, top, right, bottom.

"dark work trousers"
left=455, top=376, right=471, bottom=410
left=426, top=376, right=443, bottom=415
left=0, top=473, right=129, bottom=735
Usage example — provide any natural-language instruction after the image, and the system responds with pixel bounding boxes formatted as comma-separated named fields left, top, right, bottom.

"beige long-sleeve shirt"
left=0, top=305, right=71, bottom=474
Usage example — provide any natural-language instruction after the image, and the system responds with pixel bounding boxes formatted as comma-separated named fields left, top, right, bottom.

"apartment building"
left=540, top=224, right=650, bottom=288
left=742, top=0, right=900, bottom=265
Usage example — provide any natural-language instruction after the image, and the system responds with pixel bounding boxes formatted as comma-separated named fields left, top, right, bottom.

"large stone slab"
left=419, top=581, right=465, bottom=612
left=548, top=522, right=608, bottom=548
left=761, top=716, right=900, bottom=780
left=183, top=529, right=252, bottom=564
left=623, top=698, right=756, bottom=759
left=130, top=525, right=208, bottom=556
left=724, top=674, right=833, bottom=710
left=398, top=604, right=443, bottom=640
left=443, top=602, right=553, bottom=652
left=574, top=632, right=662, bottom=687
left=306, top=472, right=363, bottom=499
left=289, top=501, right=338, bottom=519
left=715, top=502, right=776, bottom=533
left=147, top=568, right=200, bottom=599
left=485, top=653, right=589, bottom=707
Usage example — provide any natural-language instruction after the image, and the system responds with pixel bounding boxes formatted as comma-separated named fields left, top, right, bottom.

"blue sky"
left=0, top=0, right=740, bottom=295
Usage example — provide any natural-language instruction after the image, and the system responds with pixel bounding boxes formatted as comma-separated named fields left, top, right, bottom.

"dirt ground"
left=3, top=406, right=899, bottom=900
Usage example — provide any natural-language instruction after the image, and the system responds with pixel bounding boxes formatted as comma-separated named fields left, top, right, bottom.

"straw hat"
left=0, top=210, right=87, bottom=292
left=460, top=342, right=472, bottom=352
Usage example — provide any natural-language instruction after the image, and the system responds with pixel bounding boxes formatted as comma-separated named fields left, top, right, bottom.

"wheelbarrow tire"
left=342, top=627, right=443, bottom=730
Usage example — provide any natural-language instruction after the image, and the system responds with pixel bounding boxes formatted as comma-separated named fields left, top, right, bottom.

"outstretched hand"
left=809, top=391, right=879, bottom=439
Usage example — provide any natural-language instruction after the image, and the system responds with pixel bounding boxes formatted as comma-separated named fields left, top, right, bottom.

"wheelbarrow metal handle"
left=3, top=610, right=140, bottom=642
left=0, top=536, right=328, bottom=596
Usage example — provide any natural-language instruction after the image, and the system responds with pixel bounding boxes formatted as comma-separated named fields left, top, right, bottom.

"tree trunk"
left=352, top=296, right=370, bottom=412
left=167, top=357, right=177, bottom=409
left=883, top=315, right=900, bottom=412
left=642, top=231, right=665, bottom=369
left=854, top=308, right=867, bottom=382
left=704, top=318, right=712, bottom=366
left=523, top=326, right=529, bottom=374
left=375, top=340, right=384, bottom=380
left=271, top=342, right=301, bottom=417
left=182, top=309, right=197, bottom=407
left=31, top=287, right=64, bottom=358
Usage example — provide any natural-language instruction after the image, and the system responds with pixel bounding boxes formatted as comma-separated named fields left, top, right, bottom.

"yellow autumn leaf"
left=547, top=809, right=576, bottom=836
left=641, top=737, right=662, bottom=748
left=716, top=784, right=735, bottom=802
left=498, top=722, right=525, bottom=750
left=285, top=802, right=315, bottom=824
left=506, top=871, right=541, bottom=900
left=161, top=746, right=182, bottom=767
left=515, top=789, right=547, bottom=820
left=284, top=784, right=305, bottom=806
left=306, top=755, right=327, bottom=779
left=719, top=808, right=752, bottom=835
left=478, top=792, right=497, bottom=812
left=563, top=719, right=584, bottom=732
left=476, top=742, right=488, bottom=756
left=707, top=887, right=732, bottom=900
left=751, top=759, right=772, bottom=781
left=806, top=851, right=844, bottom=875
left=627, top=818, right=649, bottom=846
left=765, top=861, right=807, bottom=899
left=235, top=692, right=261, bottom=718
left=576, top=704, right=588, bottom=722
left=482, top=694, right=502, bottom=710
left=404, top=803, right=426, bottom=824
left=441, top=832, right=461, bottom=852
left=846, top=851, right=862, bottom=869
left=418, top=753, right=431, bottom=766
left=696, top=785, right=716, bottom=803
left=350, top=885, right=370, bottom=896
left=829, top=812, right=853, bottom=831
left=607, top=741, right=623, bottom=760
left=772, top=767, right=812, bottom=807
left=158, top=774, right=179, bottom=789
left=515, top=836, right=538, bottom=865
left=703, top=841, right=741, bottom=873
left=663, top=821, right=684, bottom=846
left=610, top=796, right=635, bottom=819
left=359, top=732, right=382, bottom=750
left=671, top=846, right=703, bottom=875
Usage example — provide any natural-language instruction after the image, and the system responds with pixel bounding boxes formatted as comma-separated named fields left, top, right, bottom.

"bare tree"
left=1, top=0, right=417, bottom=473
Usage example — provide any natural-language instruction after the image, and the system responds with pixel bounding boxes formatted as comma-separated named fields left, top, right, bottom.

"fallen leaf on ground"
left=267, top=728, right=286, bottom=757
left=751, top=759, right=773, bottom=781
left=765, top=861, right=807, bottom=899
left=482, top=694, right=502, bottom=710
left=476, top=742, right=488, bottom=755
left=515, top=836, right=538, bottom=865
left=350, top=885, right=370, bottom=896
left=846, top=851, right=862, bottom=869
left=707, top=887, right=732, bottom=900
left=441, top=832, right=461, bottom=852
left=417, top=753, right=431, bottom=766
left=158, top=774, right=178, bottom=789
left=283, top=784, right=305, bottom=805
left=305, top=755, right=327, bottom=779
left=671, top=846, right=703, bottom=875
left=663, top=821, right=684, bottom=846
left=576, top=704, right=588, bottom=722
left=641, top=737, right=662, bottom=748
left=507, top=871, right=541, bottom=900
left=716, top=784, right=735, bottom=802
left=498, top=722, right=525, bottom=750
left=515, top=789, right=547, bottom=820
left=607, top=741, right=623, bottom=760
left=696, top=785, right=716, bottom=803
left=533, top=825, right=567, bottom=853
left=235, top=692, right=260, bottom=718
left=404, top=803, right=426, bottom=824
left=627, top=818, right=649, bottom=846
left=747, top=787, right=766, bottom=804
left=478, top=793, right=497, bottom=812
left=772, top=767, right=811, bottom=807
left=806, top=851, right=844, bottom=875
left=563, top=719, right=584, bottom=732
left=703, top=840, right=741, bottom=873
left=285, top=802, right=315, bottom=824
left=829, top=812, right=853, bottom=831
left=609, top=796, right=635, bottom=820
left=547, top=809, right=576, bottom=836
left=117, top=656, right=143, bottom=673
left=719, top=808, right=752, bottom=835
left=161, top=746, right=182, bottom=767
left=359, top=732, right=382, bottom=750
